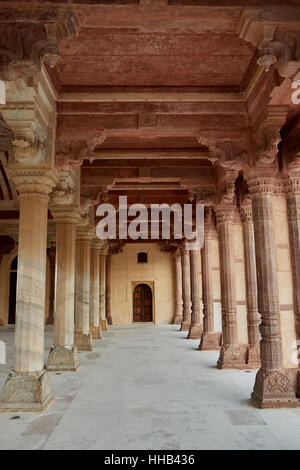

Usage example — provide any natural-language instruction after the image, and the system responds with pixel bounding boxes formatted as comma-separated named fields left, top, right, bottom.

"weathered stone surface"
left=47, top=345, right=79, bottom=372
left=75, top=332, right=93, bottom=352
left=0, top=371, right=53, bottom=412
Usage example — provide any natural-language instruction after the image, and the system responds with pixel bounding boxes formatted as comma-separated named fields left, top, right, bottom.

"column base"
left=187, top=324, right=203, bottom=339
left=107, top=316, right=113, bottom=326
left=75, top=332, right=93, bottom=351
left=199, top=332, right=222, bottom=350
left=100, top=319, right=108, bottom=331
left=90, top=324, right=102, bottom=339
left=173, top=315, right=183, bottom=325
left=46, top=345, right=79, bottom=372
left=251, top=368, right=300, bottom=408
left=0, top=370, right=53, bottom=412
left=180, top=320, right=191, bottom=331
left=217, top=344, right=261, bottom=369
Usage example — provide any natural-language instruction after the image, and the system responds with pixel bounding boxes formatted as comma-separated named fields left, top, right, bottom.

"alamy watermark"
left=292, top=80, right=300, bottom=105
left=95, top=196, right=204, bottom=250
left=0, top=340, right=6, bottom=364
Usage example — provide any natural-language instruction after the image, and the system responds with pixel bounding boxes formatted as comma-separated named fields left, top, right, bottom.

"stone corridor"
left=0, top=325, right=300, bottom=450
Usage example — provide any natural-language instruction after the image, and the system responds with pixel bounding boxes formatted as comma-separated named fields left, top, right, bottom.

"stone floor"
left=0, top=324, right=300, bottom=449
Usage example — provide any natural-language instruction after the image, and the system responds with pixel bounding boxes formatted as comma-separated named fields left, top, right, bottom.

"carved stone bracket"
left=197, top=134, right=248, bottom=171
left=56, top=134, right=106, bottom=170
left=0, top=3, right=79, bottom=80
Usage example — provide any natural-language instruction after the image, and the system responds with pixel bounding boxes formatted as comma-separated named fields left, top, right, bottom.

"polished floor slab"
left=0, top=324, right=300, bottom=450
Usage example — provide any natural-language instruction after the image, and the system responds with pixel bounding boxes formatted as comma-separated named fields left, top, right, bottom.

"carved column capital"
left=240, top=203, right=253, bottom=224
left=214, top=204, right=236, bottom=226
left=9, top=167, right=59, bottom=198
left=246, top=168, right=278, bottom=197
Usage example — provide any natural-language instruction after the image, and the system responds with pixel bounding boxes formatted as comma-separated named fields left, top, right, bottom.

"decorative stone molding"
left=0, top=3, right=79, bottom=80
left=252, top=369, right=299, bottom=408
left=246, top=168, right=278, bottom=197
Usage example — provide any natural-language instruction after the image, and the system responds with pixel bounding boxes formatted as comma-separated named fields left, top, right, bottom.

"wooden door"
left=133, top=284, right=153, bottom=322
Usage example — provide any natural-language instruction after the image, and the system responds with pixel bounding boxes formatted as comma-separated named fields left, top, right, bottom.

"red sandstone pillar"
left=241, top=203, right=261, bottom=365
left=248, top=169, right=298, bottom=408
left=180, top=240, right=191, bottom=331
left=173, top=249, right=183, bottom=325
left=215, top=204, right=240, bottom=368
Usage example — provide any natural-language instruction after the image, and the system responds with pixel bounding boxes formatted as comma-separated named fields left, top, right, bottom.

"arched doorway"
left=133, top=283, right=153, bottom=322
left=8, top=256, right=17, bottom=324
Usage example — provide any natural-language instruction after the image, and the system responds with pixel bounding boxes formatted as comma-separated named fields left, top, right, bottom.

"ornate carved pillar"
left=100, top=247, right=108, bottom=331
left=173, top=249, right=183, bottom=325
left=199, top=213, right=222, bottom=350
left=215, top=204, right=241, bottom=368
left=247, top=169, right=298, bottom=408
left=106, top=252, right=113, bottom=326
left=188, top=248, right=203, bottom=339
left=74, top=228, right=93, bottom=351
left=46, top=244, right=56, bottom=325
left=46, top=212, right=80, bottom=371
left=0, top=168, right=58, bottom=411
left=241, top=202, right=261, bottom=365
left=180, top=240, right=191, bottom=331
left=285, top=168, right=300, bottom=341
left=90, top=239, right=103, bottom=340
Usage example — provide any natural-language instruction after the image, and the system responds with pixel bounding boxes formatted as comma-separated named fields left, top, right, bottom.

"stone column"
left=74, top=229, right=93, bottom=351
left=46, top=213, right=79, bottom=371
left=100, top=248, right=108, bottom=331
left=173, top=249, right=183, bottom=325
left=215, top=205, right=242, bottom=369
left=46, top=244, right=56, bottom=325
left=286, top=169, right=300, bottom=341
left=188, top=249, right=203, bottom=339
left=248, top=169, right=298, bottom=408
left=180, top=240, right=191, bottom=331
left=106, top=252, right=113, bottom=326
left=241, top=203, right=261, bottom=365
left=90, top=239, right=102, bottom=339
left=0, top=169, right=58, bottom=411
left=199, top=218, right=222, bottom=350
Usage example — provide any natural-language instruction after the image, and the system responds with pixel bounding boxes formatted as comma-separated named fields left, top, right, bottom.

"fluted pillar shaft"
left=248, top=171, right=297, bottom=408
left=215, top=205, right=242, bottom=369
left=0, top=169, right=58, bottom=411
left=216, top=206, right=238, bottom=344
left=90, top=240, right=102, bottom=339
left=188, top=249, right=203, bottom=339
left=47, top=217, right=79, bottom=371
left=173, top=249, right=183, bottom=325
left=75, top=230, right=93, bottom=351
left=180, top=241, right=191, bottom=331
left=106, top=252, right=113, bottom=325
left=100, top=251, right=108, bottom=331
left=199, top=221, right=222, bottom=350
left=241, top=204, right=260, bottom=346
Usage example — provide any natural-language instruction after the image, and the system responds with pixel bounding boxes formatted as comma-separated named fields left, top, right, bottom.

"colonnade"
left=0, top=176, right=110, bottom=410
